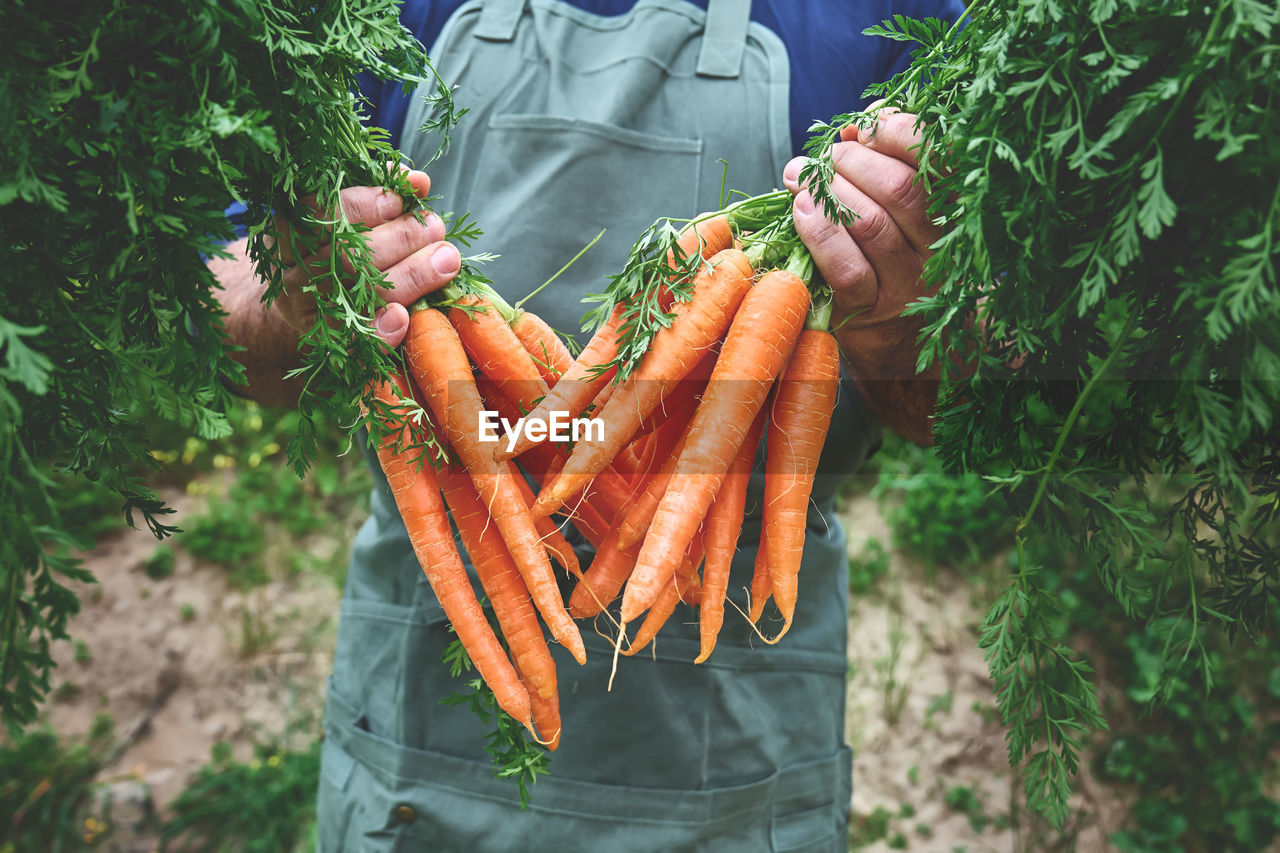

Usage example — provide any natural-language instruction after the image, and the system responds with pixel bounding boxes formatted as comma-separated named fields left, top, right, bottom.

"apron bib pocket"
left=457, top=111, right=703, bottom=335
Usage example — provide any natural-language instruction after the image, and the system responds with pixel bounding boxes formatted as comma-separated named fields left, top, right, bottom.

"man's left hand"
left=783, top=105, right=942, bottom=445
left=783, top=105, right=940, bottom=330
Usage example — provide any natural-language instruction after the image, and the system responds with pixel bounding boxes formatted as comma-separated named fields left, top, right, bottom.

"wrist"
left=209, top=239, right=306, bottom=406
left=834, top=314, right=938, bottom=446
left=834, top=313, right=926, bottom=381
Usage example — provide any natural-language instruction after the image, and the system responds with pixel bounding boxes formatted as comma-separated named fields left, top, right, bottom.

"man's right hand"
left=269, top=169, right=460, bottom=349
left=210, top=168, right=460, bottom=405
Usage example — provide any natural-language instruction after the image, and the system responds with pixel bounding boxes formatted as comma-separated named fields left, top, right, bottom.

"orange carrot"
left=748, top=525, right=772, bottom=624
left=696, top=408, right=765, bottom=663
left=764, top=329, right=841, bottom=641
left=612, top=432, right=656, bottom=481
left=584, top=374, right=619, bottom=420
left=624, top=532, right=705, bottom=656
left=498, top=307, right=622, bottom=463
left=631, top=399, right=697, bottom=478
left=632, top=345, right=716, bottom=438
left=672, top=214, right=734, bottom=269
left=435, top=465, right=559, bottom=705
left=567, top=524, right=640, bottom=619
left=499, top=215, right=734, bottom=463
left=475, top=377, right=559, bottom=480
left=475, top=376, right=632, bottom=523
left=405, top=307, right=586, bottom=665
left=621, top=269, right=810, bottom=624
left=366, top=375, right=532, bottom=728
left=676, top=526, right=706, bottom=606
left=449, top=294, right=548, bottom=417
left=616, top=429, right=692, bottom=550
left=611, top=350, right=717, bottom=542
left=562, top=495, right=613, bottom=550
left=623, top=577, right=680, bottom=657
left=518, top=659, right=562, bottom=751
left=511, top=310, right=572, bottom=384
left=511, top=469, right=580, bottom=581
left=533, top=248, right=756, bottom=518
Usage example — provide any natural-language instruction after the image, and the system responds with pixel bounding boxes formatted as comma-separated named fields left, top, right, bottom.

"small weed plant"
left=159, top=740, right=321, bottom=853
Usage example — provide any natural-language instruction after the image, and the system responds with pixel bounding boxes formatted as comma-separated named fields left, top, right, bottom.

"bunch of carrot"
left=365, top=196, right=840, bottom=748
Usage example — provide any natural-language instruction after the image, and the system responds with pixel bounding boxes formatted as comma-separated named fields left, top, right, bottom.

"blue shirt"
left=360, top=0, right=966, bottom=154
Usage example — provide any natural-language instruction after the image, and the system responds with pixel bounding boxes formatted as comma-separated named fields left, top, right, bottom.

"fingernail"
left=378, top=192, right=402, bottom=220
left=795, top=194, right=815, bottom=216
left=375, top=309, right=406, bottom=337
left=432, top=244, right=461, bottom=275
left=783, top=157, right=812, bottom=188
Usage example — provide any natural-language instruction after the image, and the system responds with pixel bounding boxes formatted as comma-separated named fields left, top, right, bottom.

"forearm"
left=835, top=315, right=937, bottom=446
left=208, top=237, right=305, bottom=408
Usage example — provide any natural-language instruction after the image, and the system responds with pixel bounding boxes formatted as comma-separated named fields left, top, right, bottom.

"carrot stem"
left=515, top=228, right=606, bottom=310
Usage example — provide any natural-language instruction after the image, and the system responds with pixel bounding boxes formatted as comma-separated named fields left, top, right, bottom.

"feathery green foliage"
left=0, top=0, right=450, bottom=731
left=817, top=0, right=1280, bottom=826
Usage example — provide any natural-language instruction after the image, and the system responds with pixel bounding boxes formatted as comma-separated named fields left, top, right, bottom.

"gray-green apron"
left=319, top=1, right=882, bottom=849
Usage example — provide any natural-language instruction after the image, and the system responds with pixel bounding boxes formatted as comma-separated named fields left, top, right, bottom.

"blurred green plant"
left=945, top=784, right=989, bottom=835
left=158, top=740, right=321, bottom=853
left=0, top=714, right=115, bottom=851
left=158, top=403, right=372, bottom=588
left=848, top=538, right=891, bottom=596
left=846, top=0, right=1280, bottom=826
left=871, top=435, right=1014, bottom=571
left=143, top=545, right=175, bottom=581
left=862, top=433, right=1280, bottom=847
left=237, top=602, right=279, bottom=660
left=1079, top=570, right=1280, bottom=851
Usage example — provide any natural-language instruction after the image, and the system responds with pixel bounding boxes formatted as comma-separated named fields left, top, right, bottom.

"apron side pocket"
left=770, top=802, right=840, bottom=852
left=316, top=736, right=363, bottom=853
left=768, top=744, right=854, bottom=852
left=320, top=735, right=356, bottom=792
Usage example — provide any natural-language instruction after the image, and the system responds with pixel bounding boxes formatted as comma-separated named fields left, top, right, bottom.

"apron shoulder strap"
left=475, top=0, right=752, bottom=75
left=696, top=0, right=752, bottom=79
left=475, top=0, right=525, bottom=42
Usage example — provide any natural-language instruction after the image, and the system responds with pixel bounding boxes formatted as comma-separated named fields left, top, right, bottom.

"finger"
left=829, top=142, right=941, bottom=254
left=271, top=171, right=433, bottom=264
left=332, top=184, right=414, bottom=228
left=405, top=168, right=431, bottom=199
left=381, top=241, right=461, bottom=305
left=295, top=210, right=447, bottom=279
left=823, top=172, right=924, bottom=309
left=840, top=100, right=899, bottom=143
left=853, top=109, right=925, bottom=166
left=373, top=302, right=411, bottom=348
left=364, top=211, right=447, bottom=271
left=793, top=190, right=878, bottom=315
left=389, top=162, right=434, bottom=200
left=782, top=156, right=808, bottom=194
left=277, top=189, right=402, bottom=258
